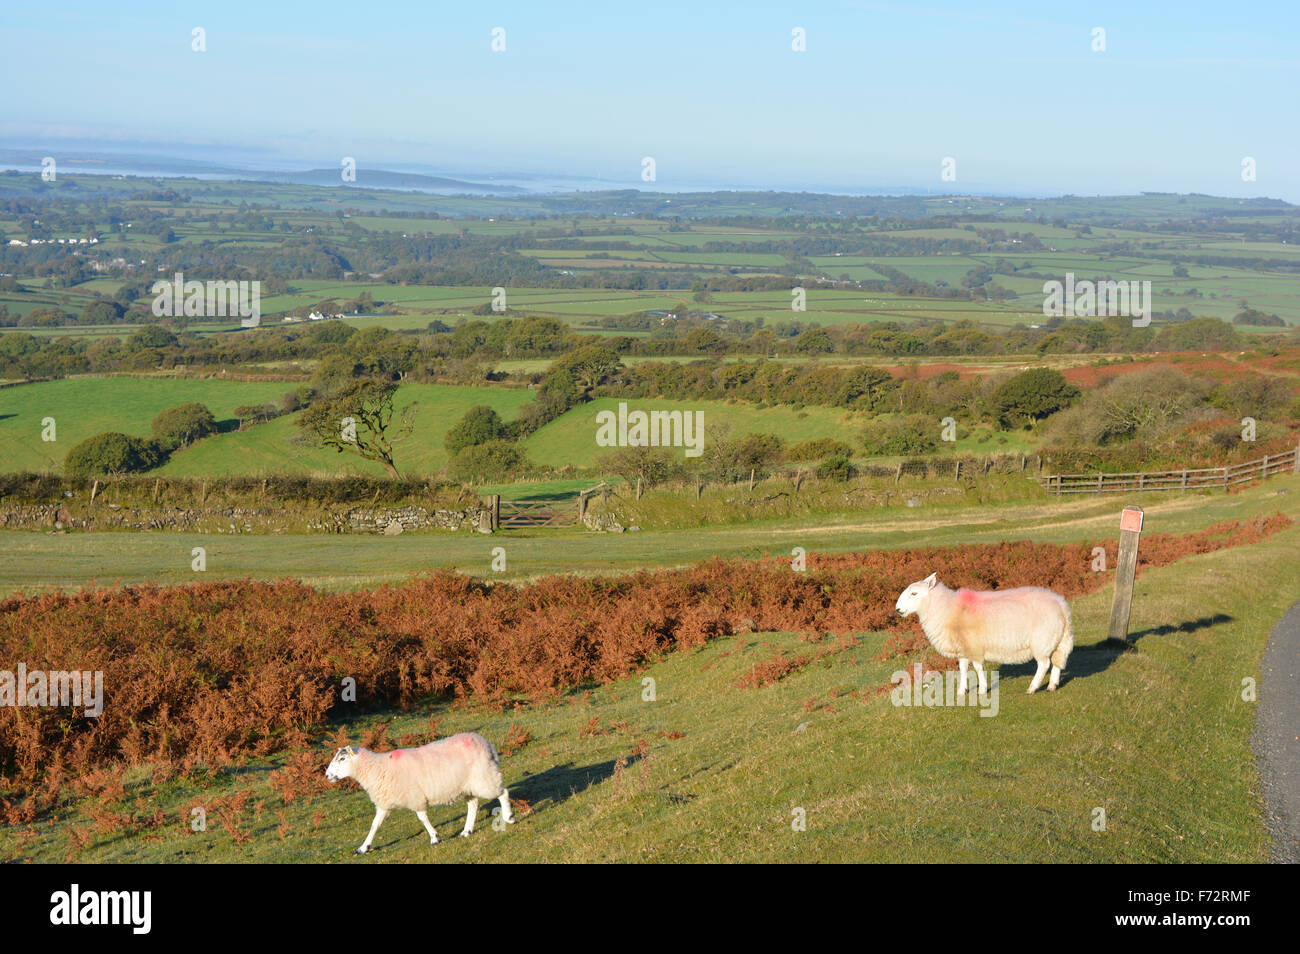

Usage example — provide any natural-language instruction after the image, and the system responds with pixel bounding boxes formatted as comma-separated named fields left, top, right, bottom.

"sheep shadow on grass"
left=1005, top=613, right=1234, bottom=690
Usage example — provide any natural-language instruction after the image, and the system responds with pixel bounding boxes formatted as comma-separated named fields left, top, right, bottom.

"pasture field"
left=1, top=479, right=1294, bottom=863
left=1, top=474, right=1292, bottom=596
left=0, top=378, right=535, bottom=476
left=0, top=373, right=1041, bottom=478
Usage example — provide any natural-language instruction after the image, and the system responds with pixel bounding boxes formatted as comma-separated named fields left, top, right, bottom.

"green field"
left=0, top=378, right=536, bottom=476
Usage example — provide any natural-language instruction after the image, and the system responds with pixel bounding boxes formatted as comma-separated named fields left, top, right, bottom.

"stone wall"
left=0, top=502, right=490, bottom=534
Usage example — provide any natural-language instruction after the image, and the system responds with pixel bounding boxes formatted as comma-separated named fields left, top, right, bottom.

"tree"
left=447, top=440, right=529, bottom=483
left=64, top=432, right=161, bottom=476
left=545, top=346, right=622, bottom=399
left=79, top=300, right=125, bottom=325
left=859, top=415, right=938, bottom=456
left=151, top=403, right=218, bottom=451
left=298, top=379, right=414, bottom=478
left=794, top=327, right=834, bottom=353
left=127, top=325, right=178, bottom=352
left=990, top=368, right=1080, bottom=428
left=602, top=444, right=682, bottom=492
left=445, top=405, right=506, bottom=455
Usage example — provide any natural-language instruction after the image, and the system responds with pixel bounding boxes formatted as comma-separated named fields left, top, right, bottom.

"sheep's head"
left=325, top=746, right=360, bottom=782
left=895, top=573, right=938, bottom=617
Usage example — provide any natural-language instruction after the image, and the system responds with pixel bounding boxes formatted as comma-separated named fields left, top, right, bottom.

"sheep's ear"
left=923, top=573, right=937, bottom=588
left=344, top=745, right=357, bottom=756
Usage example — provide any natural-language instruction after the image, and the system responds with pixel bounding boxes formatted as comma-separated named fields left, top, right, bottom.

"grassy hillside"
left=4, top=493, right=1293, bottom=863
left=523, top=396, right=868, bottom=469
left=0, top=377, right=293, bottom=471
left=0, top=379, right=534, bottom=477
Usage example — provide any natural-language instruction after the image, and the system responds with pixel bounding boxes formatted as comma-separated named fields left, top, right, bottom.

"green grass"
left=0, top=378, right=535, bottom=476
left=3, top=473, right=1294, bottom=596
left=0, top=377, right=295, bottom=471
left=3, top=483, right=1293, bottom=862
left=523, top=396, right=868, bottom=469
left=157, top=384, right=534, bottom=478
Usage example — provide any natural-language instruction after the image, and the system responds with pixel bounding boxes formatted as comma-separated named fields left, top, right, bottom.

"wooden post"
left=578, top=491, right=588, bottom=522
left=894, top=462, right=903, bottom=484
left=1107, top=506, right=1144, bottom=644
left=90, top=479, right=99, bottom=504
left=635, top=476, right=643, bottom=501
left=748, top=468, right=755, bottom=492
left=1096, top=473, right=1104, bottom=495
left=1180, top=470, right=1188, bottom=490
left=1293, top=439, right=1300, bottom=475
left=1019, top=454, right=1026, bottom=472
left=1223, top=466, right=1230, bottom=492
left=489, top=494, right=500, bottom=531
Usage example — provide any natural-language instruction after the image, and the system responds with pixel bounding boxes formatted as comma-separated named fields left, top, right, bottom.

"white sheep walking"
left=325, top=732, right=514, bottom=854
left=895, top=572, right=1074, bottom=695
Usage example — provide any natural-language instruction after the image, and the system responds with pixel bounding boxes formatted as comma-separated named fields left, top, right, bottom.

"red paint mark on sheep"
left=956, top=589, right=984, bottom=609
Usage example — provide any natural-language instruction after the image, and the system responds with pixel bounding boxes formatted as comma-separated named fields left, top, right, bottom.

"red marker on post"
left=1107, top=506, right=1144, bottom=644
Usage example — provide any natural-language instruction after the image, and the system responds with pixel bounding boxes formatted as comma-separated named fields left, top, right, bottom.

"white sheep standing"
left=325, top=732, right=514, bottom=854
left=894, top=572, right=1074, bottom=695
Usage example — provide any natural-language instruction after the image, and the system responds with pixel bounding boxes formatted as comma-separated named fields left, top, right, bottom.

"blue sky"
left=2, top=1, right=1297, bottom=197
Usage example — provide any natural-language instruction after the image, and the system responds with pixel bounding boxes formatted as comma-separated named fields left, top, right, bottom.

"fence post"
left=1096, top=473, right=1104, bottom=495
left=578, top=491, right=588, bottom=522
left=954, top=460, right=961, bottom=480
left=894, top=462, right=903, bottom=484
left=1107, top=507, right=1144, bottom=644
left=489, top=494, right=500, bottom=531
left=1293, top=439, right=1300, bottom=475
left=635, top=476, right=643, bottom=501
left=1181, top=470, right=1188, bottom=490
left=1223, top=466, right=1230, bottom=492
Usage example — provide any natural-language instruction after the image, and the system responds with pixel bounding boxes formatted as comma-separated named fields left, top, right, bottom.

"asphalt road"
left=1254, top=599, right=1300, bottom=863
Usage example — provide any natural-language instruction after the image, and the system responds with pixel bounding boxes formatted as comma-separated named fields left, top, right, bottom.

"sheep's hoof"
left=1048, top=684, right=1058, bottom=691
left=459, top=831, right=471, bottom=838
left=354, top=847, right=368, bottom=855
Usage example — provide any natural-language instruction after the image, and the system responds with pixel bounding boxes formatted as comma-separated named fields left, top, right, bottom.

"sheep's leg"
left=1048, top=665, right=1061, bottom=691
left=972, top=661, right=988, bottom=697
left=497, top=788, right=515, bottom=825
left=1026, top=659, right=1049, bottom=694
left=416, top=810, right=438, bottom=845
left=356, top=807, right=388, bottom=854
left=957, top=658, right=969, bottom=697
left=460, top=798, right=478, bottom=837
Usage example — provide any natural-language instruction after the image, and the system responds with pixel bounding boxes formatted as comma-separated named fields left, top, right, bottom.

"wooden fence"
left=1039, top=442, right=1300, bottom=495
